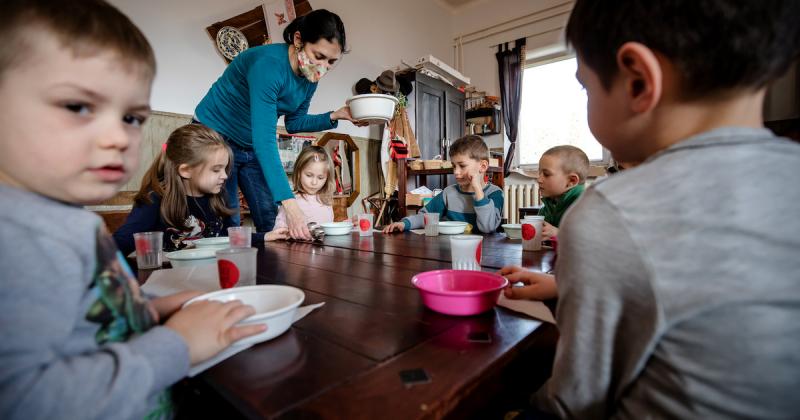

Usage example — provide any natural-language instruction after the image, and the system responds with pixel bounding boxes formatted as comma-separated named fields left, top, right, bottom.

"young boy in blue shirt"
left=383, top=135, right=504, bottom=234
left=0, top=1, right=264, bottom=418
left=502, top=1, right=800, bottom=418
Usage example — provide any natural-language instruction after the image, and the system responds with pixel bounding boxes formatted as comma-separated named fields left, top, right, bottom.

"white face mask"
left=296, top=48, right=328, bottom=82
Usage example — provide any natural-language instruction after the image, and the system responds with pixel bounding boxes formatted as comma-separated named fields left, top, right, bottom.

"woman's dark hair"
left=565, top=0, right=800, bottom=99
left=282, top=9, right=346, bottom=52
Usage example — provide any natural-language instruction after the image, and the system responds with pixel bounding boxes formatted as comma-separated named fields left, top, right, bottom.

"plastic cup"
left=424, top=213, right=440, bottom=236
left=216, top=247, right=257, bottom=289
left=133, top=231, right=163, bottom=269
left=522, top=218, right=544, bottom=252
left=450, top=235, right=483, bottom=271
left=358, top=213, right=374, bottom=237
left=227, top=226, right=252, bottom=248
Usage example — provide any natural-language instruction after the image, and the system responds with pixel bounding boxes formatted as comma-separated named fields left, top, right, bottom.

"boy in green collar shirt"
left=536, top=145, right=589, bottom=240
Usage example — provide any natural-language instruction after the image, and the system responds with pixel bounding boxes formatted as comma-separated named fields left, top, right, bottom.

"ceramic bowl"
left=346, top=94, right=399, bottom=123
left=184, top=285, right=305, bottom=347
left=193, top=236, right=230, bottom=249
left=501, top=223, right=522, bottom=240
left=412, top=270, right=508, bottom=316
left=165, top=249, right=216, bottom=268
left=320, top=222, right=352, bottom=236
left=438, top=221, right=468, bottom=235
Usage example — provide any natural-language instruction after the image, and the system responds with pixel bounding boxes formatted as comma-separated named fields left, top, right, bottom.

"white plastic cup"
left=227, top=226, right=252, bottom=248
left=522, top=218, right=545, bottom=252
left=450, top=235, right=483, bottom=271
left=424, top=212, right=440, bottom=236
left=357, top=213, right=374, bottom=237
left=216, top=247, right=257, bottom=288
left=134, top=231, right=163, bottom=269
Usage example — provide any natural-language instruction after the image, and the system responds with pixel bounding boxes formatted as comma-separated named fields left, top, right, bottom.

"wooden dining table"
left=167, top=231, right=559, bottom=419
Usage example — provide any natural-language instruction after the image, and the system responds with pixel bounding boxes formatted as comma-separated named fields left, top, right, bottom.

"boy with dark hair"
left=0, top=1, right=263, bottom=418
left=383, top=135, right=504, bottom=234
left=526, top=0, right=800, bottom=418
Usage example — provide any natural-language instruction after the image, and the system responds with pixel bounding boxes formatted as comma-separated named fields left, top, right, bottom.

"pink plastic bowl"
left=412, top=270, right=509, bottom=316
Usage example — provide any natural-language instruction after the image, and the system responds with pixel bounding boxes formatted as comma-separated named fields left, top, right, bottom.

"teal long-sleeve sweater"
left=195, top=43, right=337, bottom=203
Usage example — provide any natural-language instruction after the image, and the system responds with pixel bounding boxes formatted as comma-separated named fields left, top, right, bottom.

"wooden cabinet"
left=402, top=71, right=465, bottom=191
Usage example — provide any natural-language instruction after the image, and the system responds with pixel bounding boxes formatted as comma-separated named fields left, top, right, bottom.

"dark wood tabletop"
left=182, top=231, right=558, bottom=419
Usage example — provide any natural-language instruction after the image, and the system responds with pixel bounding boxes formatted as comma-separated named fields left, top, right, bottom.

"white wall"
left=110, top=0, right=454, bottom=139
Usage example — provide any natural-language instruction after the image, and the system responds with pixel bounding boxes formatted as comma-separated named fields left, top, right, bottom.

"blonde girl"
left=113, top=124, right=237, bottom=254
left=266, top=145, right=335, bottom=241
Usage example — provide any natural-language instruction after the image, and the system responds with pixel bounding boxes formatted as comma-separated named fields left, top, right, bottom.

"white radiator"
left=503, top=183, right=538, bottom=224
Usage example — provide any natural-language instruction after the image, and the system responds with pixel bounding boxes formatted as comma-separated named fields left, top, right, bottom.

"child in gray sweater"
left=0, top=2, right=263, bottom=418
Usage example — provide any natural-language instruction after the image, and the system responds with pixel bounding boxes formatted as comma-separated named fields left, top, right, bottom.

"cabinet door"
left=445, top=90, right=465, bottom=152
left=416, top=80, right=445, bottom=160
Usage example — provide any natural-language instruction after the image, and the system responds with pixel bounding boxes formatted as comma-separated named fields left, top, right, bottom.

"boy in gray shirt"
left=0, top=1, right=263, bottom=418
left=383, top=135, right=503, bottom=234
left=504, top=1, right=800, bottom=418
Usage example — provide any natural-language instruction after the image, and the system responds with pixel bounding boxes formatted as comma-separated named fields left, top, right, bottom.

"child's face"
left=299, top=160, right=328, bottom=195
left=576, top=56, right=635, bottom=162
left=182, top=147, right=229, bottom=196
left=0, top=31, right=152, bottom=205
left=538, top=154, right=576, bottom=198
left=451, top=154, right=487, bottom=189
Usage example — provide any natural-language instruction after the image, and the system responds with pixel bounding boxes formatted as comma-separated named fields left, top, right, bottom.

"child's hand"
left=497, top=265, right=558, bottom=301
left=166, top=299, right=266, bottom=365
left=264, top=227, right=289, bottom=242
left=150, top=291, right=203, bottom=322
left=468, top=169, right=485, bottom=200
left=382, top=222, right=405, bottom=233
left=542, top=222, right=558, bottom=241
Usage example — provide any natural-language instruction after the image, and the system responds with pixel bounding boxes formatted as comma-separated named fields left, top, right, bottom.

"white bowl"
left=194, top=236, right=230, bottom=249
left=184, top=285, right=305, bottom=347
left=346, top=94, right=398, bottom=123
left=165, top=249, right=217, bottom=267
left=501, top=223, right=522, bottom=240
left=320, top=222, right=352, bottom=236
left=438, top=221, right=468, bottom=235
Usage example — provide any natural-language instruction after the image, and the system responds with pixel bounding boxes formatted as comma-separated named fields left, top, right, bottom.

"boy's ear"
left=567, top=172, right=580, bottom=187
left=616, top=42, right=663, bottom=114
left=479, top=159, right=489, bottom=173
left=177, top=163, right=193, bottom=179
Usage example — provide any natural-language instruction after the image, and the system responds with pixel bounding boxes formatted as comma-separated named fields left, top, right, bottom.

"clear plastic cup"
left=357, top=213, right=374, bottom=237
left=133, top=231, right=163, bottom=269
left=216, top=247, right=257, bottom=288
left=227, top=226, right=252, bottom=248
left=450, top=235, right=483, bottom=271
left=424, top=212, right=440, bottom=236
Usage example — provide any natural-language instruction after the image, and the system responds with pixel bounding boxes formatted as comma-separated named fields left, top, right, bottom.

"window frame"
left=516, top=53, right=611, bottom=171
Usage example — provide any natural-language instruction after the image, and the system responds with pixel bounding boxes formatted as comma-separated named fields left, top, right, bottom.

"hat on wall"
left=354, top=78, right=373, bottom=95
left=375, top=70, right=399, bottom=93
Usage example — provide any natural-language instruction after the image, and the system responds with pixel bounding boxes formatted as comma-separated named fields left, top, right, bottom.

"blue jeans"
left=225, top=140, right=279, bottom=232
left=192, top=119, right=278, bottom=232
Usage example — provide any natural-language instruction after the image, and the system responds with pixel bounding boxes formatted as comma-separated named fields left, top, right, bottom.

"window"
left=518, top=57, right=606, bottom=166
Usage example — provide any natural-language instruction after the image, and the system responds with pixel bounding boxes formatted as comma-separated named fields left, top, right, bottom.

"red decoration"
left=475, top=242, right=482, bottom=263
left=218, top=260, right=240, bottom=288
left=522, top=224, right=536, bottom=241
left=359, top=219, right=371, bottom=231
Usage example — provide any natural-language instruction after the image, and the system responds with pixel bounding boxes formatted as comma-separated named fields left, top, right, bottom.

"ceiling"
left=434, top=0, right=486, bottom=12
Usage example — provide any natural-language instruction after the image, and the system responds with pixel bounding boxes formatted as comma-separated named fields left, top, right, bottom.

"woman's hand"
left=331, top=106, right=369, bottom=127
left=497, top=265, right=558, bottom=301
left=282, top=198, right=311, bottom=240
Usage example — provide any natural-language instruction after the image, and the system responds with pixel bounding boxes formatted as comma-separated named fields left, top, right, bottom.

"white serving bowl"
left=320, top=222, right=352, bottom=236
left=501, top=223, right=522, bottom=240
left=194, top=236, right=230, bottom=249
left=438, top=221, right=468, bottom=235
left=165, top=249, right=217, bottom=267
left=346, top=94, right=399, bottom=123
left=184, top=285, right=305, bottom=347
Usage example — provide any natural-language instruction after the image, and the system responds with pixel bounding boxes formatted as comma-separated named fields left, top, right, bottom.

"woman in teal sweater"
left=194, top=9, right=361, bottom=240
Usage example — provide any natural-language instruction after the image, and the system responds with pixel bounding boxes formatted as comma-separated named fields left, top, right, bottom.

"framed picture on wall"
left=263, top=0, right=296, bottom=44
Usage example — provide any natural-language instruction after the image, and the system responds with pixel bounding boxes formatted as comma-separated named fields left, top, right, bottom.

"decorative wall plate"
left=216, top=26, right=249, bottom=60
